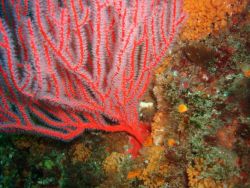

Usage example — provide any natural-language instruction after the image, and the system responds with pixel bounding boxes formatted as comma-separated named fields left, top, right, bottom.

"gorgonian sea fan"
left=0, top=0, right=185, bottom=156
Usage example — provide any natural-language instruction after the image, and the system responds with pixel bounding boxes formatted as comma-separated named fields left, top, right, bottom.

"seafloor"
left=0, top=1, right=250, bottom=188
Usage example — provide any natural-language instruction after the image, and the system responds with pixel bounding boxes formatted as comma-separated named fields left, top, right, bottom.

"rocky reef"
left=0, top=1, right=249, bottom=188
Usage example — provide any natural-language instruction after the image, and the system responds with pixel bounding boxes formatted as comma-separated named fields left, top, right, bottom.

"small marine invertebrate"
left=243, top=70, right=250, bottom=77
left=151, top=112, right=168, bottom=146
left=127, top=146, right=168, bottom=188
left=187, top=158, right=226, bottom=188
left=181, top=0, right=248, bottom=40
left=103, top=152, right=125, bottom=175
left=240, top=64, right=250, bottom=78
left=178, top=104, right=188, bottom=113
left=127, top=169, right=142, bottom=180
left=71, top=143, right=91, bottom=164
left=167, top=138, right=176, bottom=147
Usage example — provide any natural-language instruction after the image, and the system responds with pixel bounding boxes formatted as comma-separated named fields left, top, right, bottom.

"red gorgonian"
left=0, top=0, right=185, bottom=156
